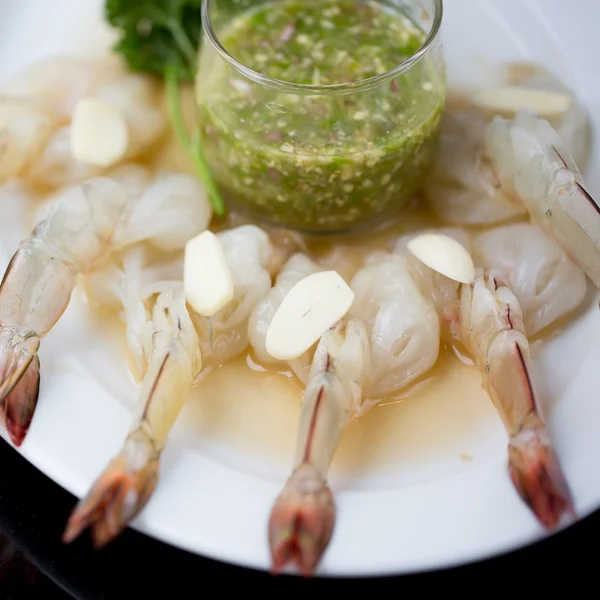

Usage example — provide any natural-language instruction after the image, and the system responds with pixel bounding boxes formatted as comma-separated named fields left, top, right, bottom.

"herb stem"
left=165, top=67, right=226, bottom=216
left=168, top=20, right=199, bottom=75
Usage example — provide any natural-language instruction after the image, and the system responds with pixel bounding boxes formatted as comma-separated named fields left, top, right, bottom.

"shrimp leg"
left=459, top=271, right=575, bottom=528
left=0, top=177, right=128, bottom=445
left=63, top=290, right=201, bottom=547
left=269, top=321, right=368, bottom=576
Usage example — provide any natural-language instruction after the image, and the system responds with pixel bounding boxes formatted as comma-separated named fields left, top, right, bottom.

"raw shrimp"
left=423, top=109, right=527, bottom=226
left=0, top=57, right=166, bottom=188
left=472, top=222, right=588, bottom=336
left=459, top=271, right=575, bottom=528
left=395, top=226, right=579, bottom=529
left=63, top=225, right=286, bottom=547
left=0, top=177, right=128, bottom=445
left=262, top=253, right=440, bottom=575
left=82, top=247, right=184, bottom=380
left=0, top=171, right=212, bottom=446
left=63, top=288, right=201, bottom=548
left=484, top=109, right=600, bottom=289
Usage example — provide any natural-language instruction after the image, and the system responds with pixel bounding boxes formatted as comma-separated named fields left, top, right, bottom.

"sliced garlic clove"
left=70, top=97, right=129, bottom=167
left=184, top=230, right=234, bottom=317
left=472, top=86, right=572, bottom=121
left=266, top=271, right=355, bottom=361
left=407, top=233, right=475, bottom=284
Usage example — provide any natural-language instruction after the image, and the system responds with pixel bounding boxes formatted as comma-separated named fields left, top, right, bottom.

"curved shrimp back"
left=63, top=289, right=201, bottom=548
left=0, top=56, right=166, bottom=187
left=248, top=252, right=323, bottom=383
left=64, top=225, right=285, bottom=547
left=484, top=109, right=600, bottom=288
left=473, top=223, right=588, bottom=336
left=113, top=171, right=213, bottom=253
left=460, top=270, right=575, bottom=529
left=268, top=253, right=441, bottom=576
left=423, top=109, right=527, bottom=226
left=0, top=177, right=129, bottom=445
left=349, top=253, right=441, bottom=402
left=394, top=227, right=473, bottom=343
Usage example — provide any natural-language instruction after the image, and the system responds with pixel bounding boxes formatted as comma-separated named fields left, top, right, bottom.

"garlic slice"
left=70, top=97, right=129, bottom=167
left=184, top=231, right=234, bottom=317
left=266, top=270, right=355, bottom=361
left=472, top=86, right=572, bottom=121
left=407, top=233, right=475, bottom=284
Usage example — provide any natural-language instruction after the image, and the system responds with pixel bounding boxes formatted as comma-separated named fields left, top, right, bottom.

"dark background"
left=0, top=440, right=596, bottom=599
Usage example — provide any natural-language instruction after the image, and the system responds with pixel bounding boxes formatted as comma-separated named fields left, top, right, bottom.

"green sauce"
left=197, top=0, right=445, bottom=233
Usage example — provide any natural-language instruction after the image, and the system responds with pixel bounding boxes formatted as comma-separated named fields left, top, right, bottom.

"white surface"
left=1, top=0, right=600, bottom=577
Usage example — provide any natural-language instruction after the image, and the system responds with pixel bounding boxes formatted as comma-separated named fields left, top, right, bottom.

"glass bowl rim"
left=201, top=0, right=444, bottom=96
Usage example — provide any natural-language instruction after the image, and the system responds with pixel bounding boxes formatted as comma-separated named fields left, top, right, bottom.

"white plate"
left=1, top=0, right=600, bottom=577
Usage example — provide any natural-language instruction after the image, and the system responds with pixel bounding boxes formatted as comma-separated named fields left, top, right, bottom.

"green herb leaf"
left=105, top=0, right=203, bottom=81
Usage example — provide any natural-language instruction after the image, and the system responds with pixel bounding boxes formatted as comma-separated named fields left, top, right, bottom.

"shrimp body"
left=460, top=271, right=575, bottom=528
left=83, top=247, right=184, bottom=380
left=395, top=225, right=578, bottom=528
left=473, top=222, right=588, bottom=336
left=0, top=169, right=212, bottom=446
left=269, top=320, right=370, bottom=575
left=63, top=288, right=201, bottom=548
left=0, top=57, right=166, bottom=187
left=484, top=110, right=600, bottom=288
left=0, top=177, right=128, bottom=444
left=64, top=226, right=285, bottom=548
left=350, top=253, right=440, bottom=399
left=267, top=252, right=440, bottom=575
left=423, top=110, right=527, bottom=225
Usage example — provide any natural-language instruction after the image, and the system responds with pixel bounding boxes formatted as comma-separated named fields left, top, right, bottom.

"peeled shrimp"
left=263, top=252, right=440, bottom=575
left=460, top=271, right=575, bottom=528
left=423, top=109, right=527, bottom=226
left=63, top=225, right=286, bottom=547
left=395, top=226, right=578, bottom=529
left=83, top=247, right=184, bottom=380
left=0, top=171, right=211, bottom=446
left=472, top=222, right=588, bottom=336
left=484, top=109, right=600, bottom=288
left=0, top=57, right=166, bottom=188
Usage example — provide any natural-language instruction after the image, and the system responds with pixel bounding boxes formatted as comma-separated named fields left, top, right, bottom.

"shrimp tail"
left=62, top=427, right=159, bottom=548
left=268, top=463, right=335, bottom=577
left=2, top=355, right=40, bottom=446
left=508, top=415, right=575, bottom=529
left=460, top=271, right=575, bottom=530
left=0, top=331, right=41, bottom=446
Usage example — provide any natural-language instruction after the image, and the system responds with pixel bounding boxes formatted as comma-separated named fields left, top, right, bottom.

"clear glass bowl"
left=196, top=0, right=446, bottom=234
